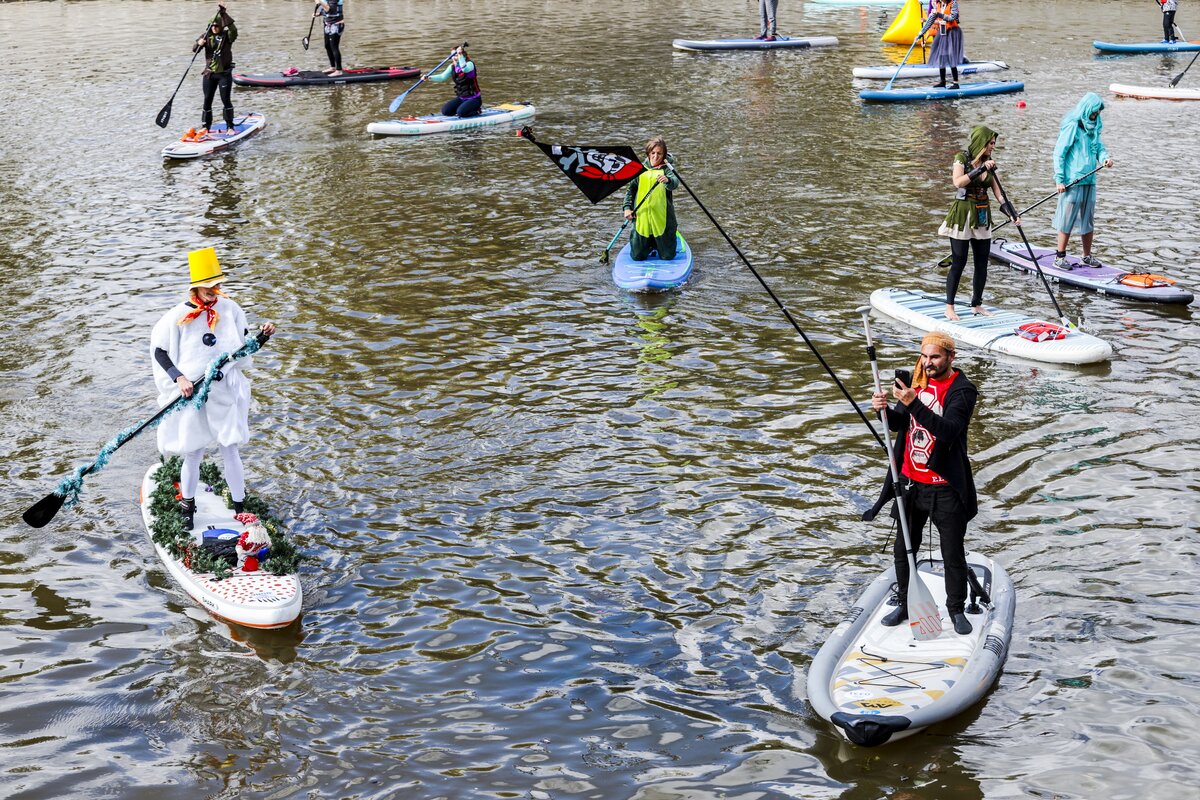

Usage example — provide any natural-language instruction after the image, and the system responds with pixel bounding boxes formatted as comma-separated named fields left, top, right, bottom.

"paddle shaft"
left=1172, top=49, right=1200, bottom=86
left=884, top=14, right=936, bottom=91
left=989, top=169, right=1073, bottom=328
left=860, top=309, right=942, bottom=640
left=303, top=3, right=318, bottom=50
left=989, top=164, right=1105, bottom=235
left=601, top=179, right=664, bottom=263
left=388, top=43, right=466, bottom=113
left=156, top=14, right=220, bottom=128
left=673, top=171, right=885, bottom=450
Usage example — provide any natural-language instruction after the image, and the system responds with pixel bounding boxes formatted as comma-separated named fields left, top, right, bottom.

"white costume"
left=151, top=295, right=253, bottom=455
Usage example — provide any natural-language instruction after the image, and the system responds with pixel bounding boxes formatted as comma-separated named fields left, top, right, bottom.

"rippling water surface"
left=1, top=1, right=1197, bottom=798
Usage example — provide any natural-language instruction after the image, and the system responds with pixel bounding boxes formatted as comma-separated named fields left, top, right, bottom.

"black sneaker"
left=179, top=498, right=196, bottom=531
left=881, top=606, right=909, bottom=627
left=952, top=613, right=973, bottom=635
left=949, top=83, right=960, bottom=90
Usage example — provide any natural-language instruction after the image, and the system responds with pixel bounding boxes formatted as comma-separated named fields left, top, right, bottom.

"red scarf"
left=177, top=288, right=227, bottom=329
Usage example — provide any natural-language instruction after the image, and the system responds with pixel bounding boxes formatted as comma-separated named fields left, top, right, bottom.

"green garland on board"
left=148, top=457, right=302, bottom=580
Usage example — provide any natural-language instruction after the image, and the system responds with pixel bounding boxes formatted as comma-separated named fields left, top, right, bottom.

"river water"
left=1, top=0, right=1197, bottom=798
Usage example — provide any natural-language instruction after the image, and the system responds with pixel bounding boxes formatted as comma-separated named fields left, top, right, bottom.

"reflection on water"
left=1, top=0, right=1198, bottom=798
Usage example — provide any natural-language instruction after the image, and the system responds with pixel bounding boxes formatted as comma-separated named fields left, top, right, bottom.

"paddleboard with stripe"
left=162, top=113, right=266, bottom=160
left=1094, top=40, right=1200, bottom=54
left=611, top=233, right=694, bottom=292
left=1110, top=82, right=1200, bottom=100
left=860, top=81, right=1023, bottom=102
left=853, top=60, right=1009, bottom=80
left=671, top=35, right=838, bottom=52
left=367, top=102, right=535, bottom=136
left=233, top=66, right=419, bottom=88
left=869, top=288, right=1113, bottom=364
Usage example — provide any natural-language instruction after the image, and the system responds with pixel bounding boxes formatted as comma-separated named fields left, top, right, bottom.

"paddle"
left=600, top=181, right=664, bottom=263
left=989, top=169, right=1076, bottom=330
left=303, top=3, right=319, bottom=51
left=22, top=331, right=271, bottom=529
left=1171, top=49, right=1200, bottom=86
left=388, top=43, right=466, bottom=113
left=859, top=306, right=943, bottom=642
left=156, top=14, right=219, bottom=129
left=884, top=12, right=937, bottom=91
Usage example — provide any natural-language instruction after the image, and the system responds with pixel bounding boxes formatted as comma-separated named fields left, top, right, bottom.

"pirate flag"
left=518, top=126, right=645, bottom=204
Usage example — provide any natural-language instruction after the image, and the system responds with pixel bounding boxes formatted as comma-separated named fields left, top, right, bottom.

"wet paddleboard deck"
left=162, top=112, right=265, bottom=159
left=860, top=80, right=1024, bottom=102
left=367, top=102, right=535, bottom=136
left=1110, top=82, right=1200, bottom=100
left=612, top=233, right=694, bottom=292
left=1094, top=40, right=1200, bottom=53
left=806, top=551, right=1015, bottom=747
left=233, top=66, right=419, bottom=87
left=671, top=35, right=839, bottom=51
left=869, top=288, right=1113, bottom=364
left=139, top=464, right=302, bottom=629
left=990, top=238, right=1194, bottom=304
left=853, top=60, right=1009, bottom=80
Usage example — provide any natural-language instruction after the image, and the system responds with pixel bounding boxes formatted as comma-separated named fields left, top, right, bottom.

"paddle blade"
left=156, top=100, right=173, bottom=129
left=23, top=492, right=66, bottom=529
left=388, top=86, right=413, bottom=113
left=907, top=575, right=943, bottom=641
left=303, top=36, right=310, bottom=50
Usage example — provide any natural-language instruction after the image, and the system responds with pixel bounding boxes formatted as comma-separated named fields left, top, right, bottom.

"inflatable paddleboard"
left=869, top=288, right=1113, bottom=364
left=233, top=66, right=419, bottom=87
left=860, top=81, right=1024, bottom=102
left=367, top=102, right=535, bottom=136
left=853, top=61, right=1009, bottom=80
left=811, top=0, right=903, bottom=5
left=139, top=463, right=302, bottom=629
left=806, top=550, right=1015, bottom=747
left=1094, top=40, right=1200, bottom=53
left=162, top=112, right=265, bottom=159
left=612, top=233, right=694, bottom=292
left=1110, top=82, right=1200, bottom=100
left=989, top=238, right=1194, bottom=305
left=672, top=35, right=839, bottom=51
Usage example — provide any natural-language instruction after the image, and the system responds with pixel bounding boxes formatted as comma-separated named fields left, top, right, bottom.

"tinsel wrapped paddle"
left=22, top=330, right=271, bottom=528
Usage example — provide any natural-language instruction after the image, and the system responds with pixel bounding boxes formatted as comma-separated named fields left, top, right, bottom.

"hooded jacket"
left=1053, top=92, right=1109, bottom=186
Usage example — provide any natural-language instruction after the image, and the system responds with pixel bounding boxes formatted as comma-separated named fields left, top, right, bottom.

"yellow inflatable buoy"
left=882, top=0, right=931, bottom=45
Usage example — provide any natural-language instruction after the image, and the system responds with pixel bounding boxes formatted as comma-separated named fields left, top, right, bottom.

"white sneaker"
left=1053, top=256, right=1070, bottom=269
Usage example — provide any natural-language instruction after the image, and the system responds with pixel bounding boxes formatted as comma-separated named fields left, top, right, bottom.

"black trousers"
left=892, top=481, right=970, bottom=615
left=1164, top=10, right=1178, bottom=41
left=946, top=237, right=989, bottom=307
left=324, top=29, right=343, bottom=70
left=201, top=71, right=234, bottom=129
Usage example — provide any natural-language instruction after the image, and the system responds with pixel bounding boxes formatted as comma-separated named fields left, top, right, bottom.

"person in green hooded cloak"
left=1052, top=93, right=1114, bottom=269
left=937, top=124, right=1020, bottom=320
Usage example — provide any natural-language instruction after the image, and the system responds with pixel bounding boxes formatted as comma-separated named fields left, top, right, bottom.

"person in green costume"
left=622, top=137, right=680, bottom=262
left=937, top=124, right=1020, bottom=321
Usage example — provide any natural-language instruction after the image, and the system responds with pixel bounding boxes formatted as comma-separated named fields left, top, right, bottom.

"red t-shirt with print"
left=901, top=372, right=956, bottom=485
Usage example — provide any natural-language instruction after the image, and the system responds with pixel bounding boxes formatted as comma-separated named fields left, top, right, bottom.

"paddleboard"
left=806, top=550, right=1015, bottom=747
left=1094, top=40, right=1200, bottom=53
left=612, top=233, right=694, bottom=292
left=367, top=102, right=535, bottom=136
left=233, top=66, right=419, bottom=87
left=989, top=238, right=1194, bottom=305
left=139, top=463, right=302, bottom=629
left=162, top=112, right=265, bottom=160
left=810, top=0, right=903, bottom=5
left=860, top=81, right=1024, bottom=102
left=869, top=288, right=1113, bottom=364
left=671, top=35, right=839, bottom=52
left=1110, top=82, right=1200, bottom=100
left=853, top=61, right=1009, bottom=80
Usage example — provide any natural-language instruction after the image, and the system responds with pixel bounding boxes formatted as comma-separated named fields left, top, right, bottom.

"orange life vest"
left=934, top=0, right=960, bottom=31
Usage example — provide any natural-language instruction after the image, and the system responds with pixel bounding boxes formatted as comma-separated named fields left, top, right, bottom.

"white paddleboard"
left=161, top=112, right=266, bottom=160
left=853, top=60, right=1009, bottom=80
left=1110, top=82, right=1200, bottom=100
left=367, top=102, right=535, bottom=136
left=869, top=288, right=1113, bottom=365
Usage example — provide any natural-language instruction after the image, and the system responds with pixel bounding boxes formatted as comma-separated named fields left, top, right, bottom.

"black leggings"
left=201, top=71, right=234, bottom=130
left=893, top=482, right=970, bottom=615
left=324, top=29, right=343, bottom=70
left=1164, top=10, right=1177, bottom=41
left=947, top=237, right=989, bottom=307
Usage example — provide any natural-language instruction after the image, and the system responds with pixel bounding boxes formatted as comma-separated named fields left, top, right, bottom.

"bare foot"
left=945, top=304, right=961, bottom=321
left=972, top=306, right=992, bottom=316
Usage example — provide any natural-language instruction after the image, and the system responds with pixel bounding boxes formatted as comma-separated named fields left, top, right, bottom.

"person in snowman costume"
left=151, top=248, right=275, bottom=529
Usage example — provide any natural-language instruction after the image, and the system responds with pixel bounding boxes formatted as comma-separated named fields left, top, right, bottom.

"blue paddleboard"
left=1093, top=40, right=1200, bottom=54
left=672, top=35, right=838, bottom=51
left=612, top=233, right=693, bottom=292
left=860, top=80, right=1024, bottom=102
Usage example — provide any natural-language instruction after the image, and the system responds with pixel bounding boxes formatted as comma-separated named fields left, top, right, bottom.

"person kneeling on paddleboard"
left=1052, top=93, right=1114, bottom=270
left=928, top=0, right=964, bottom=89
left=151, top=248, right=276, bottom=530
left=621, top=137, right=680, bottom=262
left=867, top=332, right=979, bottom=636
left=939, top=125, right=1020, bottom=321
left=194, top=5, right=238, bottom=133
left=425, top=45, right=482, bottom=118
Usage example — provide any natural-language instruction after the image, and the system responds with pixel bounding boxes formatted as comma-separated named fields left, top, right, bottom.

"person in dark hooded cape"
left=937, top=124, right=1020, bottom=320
left=1052, top=93, right=1114, bottom=269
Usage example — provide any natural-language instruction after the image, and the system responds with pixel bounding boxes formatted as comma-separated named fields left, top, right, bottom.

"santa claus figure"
left=236, top=523, right=271, bottom=572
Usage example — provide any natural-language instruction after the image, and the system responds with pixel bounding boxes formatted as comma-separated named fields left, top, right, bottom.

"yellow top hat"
left=188, top=247, right=227, bottom=288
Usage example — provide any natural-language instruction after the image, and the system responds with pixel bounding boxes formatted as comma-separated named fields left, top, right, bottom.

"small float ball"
left=1016, top=100, right=1027, bottom=109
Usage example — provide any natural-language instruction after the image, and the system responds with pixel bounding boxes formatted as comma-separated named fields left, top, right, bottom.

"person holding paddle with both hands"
left=315, top=0, right=346, bottom=77
left=622, top=137, right=680, bottom=262
left=867, top=332, right=980, bottom=636
left=424, top=44, right=482, bottom=118
left=193, top=5, right=238, bottom=135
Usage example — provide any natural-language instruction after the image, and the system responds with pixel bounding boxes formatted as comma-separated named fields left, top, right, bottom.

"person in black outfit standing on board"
left=866, top=332, right=979, bottom=636
left=194, top=5, right=238, bottom=132
left=316, top=1, right=346, bottom=76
